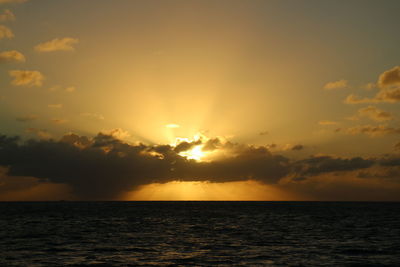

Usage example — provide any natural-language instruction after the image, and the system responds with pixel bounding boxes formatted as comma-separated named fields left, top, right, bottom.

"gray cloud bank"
left=0, top=132, right=399, bottom=200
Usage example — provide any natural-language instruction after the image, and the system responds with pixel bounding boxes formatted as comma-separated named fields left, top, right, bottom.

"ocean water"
left=0, top=202, right=399, bottom=266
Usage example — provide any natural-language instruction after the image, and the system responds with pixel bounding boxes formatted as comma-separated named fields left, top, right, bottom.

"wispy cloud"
left=0, top=50, right=25, bottom=63
left=323, top=79, right=348, bottom=90
left=355, top=106, right=393, bottom=122
left=35, top=37, right=79, bottom=52
left=9, top=70, right=44, bottom=87
left=337, top=125, right=400, bottom=137
left=0, top=24, right=13, bottom=39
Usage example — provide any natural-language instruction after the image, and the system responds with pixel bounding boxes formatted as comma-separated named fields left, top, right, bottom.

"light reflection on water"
left=0, top=201, right=399, bottom=266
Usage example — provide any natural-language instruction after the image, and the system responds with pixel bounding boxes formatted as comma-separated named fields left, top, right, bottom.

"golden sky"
left=1, top=0, right=400, bottom=200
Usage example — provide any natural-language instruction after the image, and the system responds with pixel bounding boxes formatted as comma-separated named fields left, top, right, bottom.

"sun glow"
left=179, top=145, right=206, bottom=161
left=171, top=133, right=210, bottom=161
left=125, top=180, right=298, bottom=201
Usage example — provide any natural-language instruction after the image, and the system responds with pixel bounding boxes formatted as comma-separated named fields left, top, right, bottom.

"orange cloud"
left=0, top=50, right=25, bottom=63
left=35, top=37, right=79, bottom=52
left=323, top=79, right=348, bottom=90
left=0, top=24, right=13, bottom=39
left=9, top=70, right=44, bottom=87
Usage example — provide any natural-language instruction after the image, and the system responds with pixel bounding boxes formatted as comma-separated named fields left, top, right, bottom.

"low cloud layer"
left=0, top=132, right=399, bottom=200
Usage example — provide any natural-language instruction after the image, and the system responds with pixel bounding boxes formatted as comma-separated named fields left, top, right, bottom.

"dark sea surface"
left=0, top=202, right=399, bottom=267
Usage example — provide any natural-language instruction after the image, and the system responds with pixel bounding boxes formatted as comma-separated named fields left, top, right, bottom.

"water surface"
left=0, top=201, right=399, bottom=266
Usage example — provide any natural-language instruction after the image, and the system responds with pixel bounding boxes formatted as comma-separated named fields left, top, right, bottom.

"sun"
left=179, top=145, right=206, bottom=161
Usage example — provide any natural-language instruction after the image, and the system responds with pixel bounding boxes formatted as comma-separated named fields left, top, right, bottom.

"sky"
left=1, top=0, right=400, bottom=200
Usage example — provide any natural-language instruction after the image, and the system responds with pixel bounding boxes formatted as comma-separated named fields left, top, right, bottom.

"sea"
left=0, top=201, right=399, bottom=266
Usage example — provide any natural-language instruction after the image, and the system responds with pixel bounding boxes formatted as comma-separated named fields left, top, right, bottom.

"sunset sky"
left=1, top=0, right=400, bottom=201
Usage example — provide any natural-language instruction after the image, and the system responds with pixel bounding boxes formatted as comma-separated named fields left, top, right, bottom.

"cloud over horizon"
left=0, top=132, right=399, bottom=200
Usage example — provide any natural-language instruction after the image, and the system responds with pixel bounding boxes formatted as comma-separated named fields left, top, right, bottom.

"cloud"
left=291, top=144, right=304, bottom=151
left=48, top=104, right=62, bottom=109
left=16, top=115, right=37, bottom=122
left=0, top=0, right=28, bottom=3
left=80, top=112, right=105, bottom=120
left=323, top=79, right=348, bottom=90
left=345, top=89, right=400, bottom=104
left=9, top=70, right=44, bottom=87
left=283, top=144, right=305, bottom=151
left=0, top=24, right=13, bottom=39
left=375, top=88, right=400, bottom=103
left=318, top=120, right=337, bottom=126
left=0, top=167, right=73, bottom=201
left=0, top=50, right=25, bottom=63
left=0, top=133, right=291, bottom=199
left=100, top=128, right=130, bottom=140
left=337, top=125, right=400, bottom=137
left=293, top=155, right=374, bottom=177
left=378, top=66, right=400, bottom=88
left=35, top=37, right=79, bottom=52
left=0, top=132, right=399, bottom=200
left=355, top=106, right=393, bottom=121
left=0, top=9, right=14, bottom=21
left=345, top=66, right=400, bottom=104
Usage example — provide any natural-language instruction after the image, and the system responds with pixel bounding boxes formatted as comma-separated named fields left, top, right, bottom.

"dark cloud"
left=293, top=156, right=374, bottom=177
left=0, top=133, right=291, bottom=199
left=174, top=140, right=201, bottom=153
left=1, top=133, right=399, bottom=200
left=291, top=144, right=304, bottom=151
